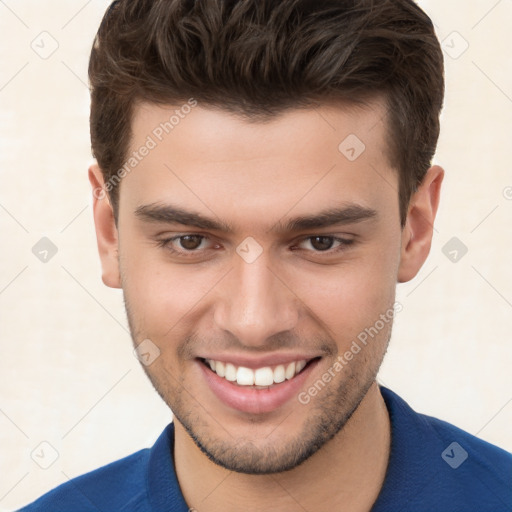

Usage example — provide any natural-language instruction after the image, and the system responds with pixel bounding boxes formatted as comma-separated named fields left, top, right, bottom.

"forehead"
left=120, top=99, right=398, bottom=230
left=130, top=97, right=390, bottom=160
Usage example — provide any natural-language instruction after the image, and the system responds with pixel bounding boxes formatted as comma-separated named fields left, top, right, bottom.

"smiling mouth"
left=199, top=357, right=320, bottom=388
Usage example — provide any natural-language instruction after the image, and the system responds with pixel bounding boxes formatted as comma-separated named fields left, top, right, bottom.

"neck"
left=174, top=381, right=390, bottom=512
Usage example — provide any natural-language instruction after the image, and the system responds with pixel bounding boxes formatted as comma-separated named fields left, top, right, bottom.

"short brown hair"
left=89, top=0, right=444, bottom=226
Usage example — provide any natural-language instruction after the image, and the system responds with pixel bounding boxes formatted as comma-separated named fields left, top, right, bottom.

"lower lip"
left=198, top=359, right=320, bottom=414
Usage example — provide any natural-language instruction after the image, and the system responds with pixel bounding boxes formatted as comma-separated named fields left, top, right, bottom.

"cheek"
left=120, top=244, right=222, bottom=336
left=286, top=244, right=399, bottom=343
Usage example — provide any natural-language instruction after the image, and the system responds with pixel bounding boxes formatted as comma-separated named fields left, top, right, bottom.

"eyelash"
left=156, top=234, right=355, bottom=258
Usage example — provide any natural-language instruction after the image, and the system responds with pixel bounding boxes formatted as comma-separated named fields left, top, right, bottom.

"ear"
left=397, top=165, right=444, bottom=283
left=88, top=163, right=121, bottom=288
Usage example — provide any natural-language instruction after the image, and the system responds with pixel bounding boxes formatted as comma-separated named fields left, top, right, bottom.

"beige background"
left=1, top=0, right=511, bottom=509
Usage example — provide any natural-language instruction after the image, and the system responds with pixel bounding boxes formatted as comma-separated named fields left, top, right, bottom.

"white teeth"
left=236, top=366, right=255, bottom=386
left=254, top=367, right=274, bottom=386
left=295, top=360, right=307, bottom=373
left=273, top=365, right=286, bottom=383
left=206, top=358, right=310, bottom=386
left=285, top=362, right=296, bottom=380
left=225, top=363, right=237, bottom=382
left=215, top=360, right=226, bottom=377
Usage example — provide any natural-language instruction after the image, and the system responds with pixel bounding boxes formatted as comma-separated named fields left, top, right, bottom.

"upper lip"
left=197, top=353, right=320, bottom=369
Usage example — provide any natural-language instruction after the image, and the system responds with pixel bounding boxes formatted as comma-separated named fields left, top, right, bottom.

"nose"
left=213, top=252, right=299, bottom=347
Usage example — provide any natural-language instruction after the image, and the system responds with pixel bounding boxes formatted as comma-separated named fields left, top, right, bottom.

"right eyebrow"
left=134, top=203, right=232, bottom=231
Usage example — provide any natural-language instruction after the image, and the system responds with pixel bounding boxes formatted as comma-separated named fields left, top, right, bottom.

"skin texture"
left=89, top=98, right=443, bottom=511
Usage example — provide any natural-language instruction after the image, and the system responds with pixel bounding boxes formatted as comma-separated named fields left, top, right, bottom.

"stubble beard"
left=123, top=291, right=391, bottom=475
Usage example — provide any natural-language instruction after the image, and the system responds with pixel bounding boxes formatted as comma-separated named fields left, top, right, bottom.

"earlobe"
left=397, top=165, right=444, bottom=283
left=88, top=163, right=122, bottom=289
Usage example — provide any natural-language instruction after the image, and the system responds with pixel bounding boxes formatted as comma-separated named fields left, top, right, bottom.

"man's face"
left=110, top=99, right=404, bottom=473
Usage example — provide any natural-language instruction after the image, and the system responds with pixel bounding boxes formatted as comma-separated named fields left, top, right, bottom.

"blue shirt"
left=18, top=386, right=512, bottom=511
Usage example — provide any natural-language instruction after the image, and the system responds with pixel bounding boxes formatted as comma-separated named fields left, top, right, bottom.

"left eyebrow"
left=134, top=202, right=378, bottom=234
left=268, top=205, right=378, bottom=234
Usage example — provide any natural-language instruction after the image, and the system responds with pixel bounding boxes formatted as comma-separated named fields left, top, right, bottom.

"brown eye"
left=292, top=236, right=354, bottom=255
left=178, top=235, right=204, bottom=250
left=309, top=236, right=335, bottom=251
left=157, top=233, right=219, bottom=259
